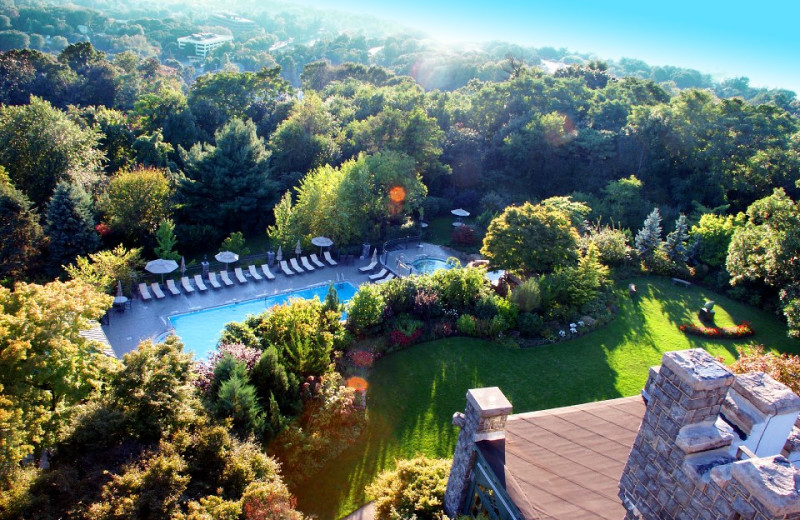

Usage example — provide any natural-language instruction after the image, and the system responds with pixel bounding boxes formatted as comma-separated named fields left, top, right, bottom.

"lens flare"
left=389, top=186, right=406, bottom=203
left=346, top=376, right=369, bottom=392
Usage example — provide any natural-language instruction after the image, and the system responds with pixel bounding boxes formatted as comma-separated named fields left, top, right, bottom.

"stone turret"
left=443, top=387, right=512, bottom=518
left=620, top=348, right=800, bottom=520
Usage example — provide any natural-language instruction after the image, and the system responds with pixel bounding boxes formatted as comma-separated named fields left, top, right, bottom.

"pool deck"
left=103, top=257, right=382, bottom=357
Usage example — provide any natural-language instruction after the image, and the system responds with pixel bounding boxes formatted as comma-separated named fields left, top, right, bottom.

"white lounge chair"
left=310, top=254, right=325, bottom=268
left=260, top=264, right=275, bottom=280
left=234, top=267, right=248, bottom=284
left=208, top=272, right=222, bottom=289
left=280, top=260, right=294, bottom=275
left=193, top=275, right=208, bottom=291
left=151, top=282, right=165, bottom=299
left=290, top=257, right=304, bottom=273
left=139, top=283, right=152, bottom=301
left=181, top=276, right=195, bottom=293
left=219, top=271, right=234, bottom=286
left=324, top=251, right=338, bottom=266
left=248, top=265, right=263, bottom=281
left=369, top=268, right=388, bottom=281
left=166, top=279, right=181, bottom=296
left=300, top=256, right=315, bottom=271
left=359, top=258, right=378, bottom=273
left=376, top=273, right=395, bottom=284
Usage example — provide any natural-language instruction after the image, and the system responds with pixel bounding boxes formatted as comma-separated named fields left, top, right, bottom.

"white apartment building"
left=177, top=33, right=233, bottom=58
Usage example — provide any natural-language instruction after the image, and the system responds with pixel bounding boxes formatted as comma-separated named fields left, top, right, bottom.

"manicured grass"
left=293, top=276, right=799, bottom=518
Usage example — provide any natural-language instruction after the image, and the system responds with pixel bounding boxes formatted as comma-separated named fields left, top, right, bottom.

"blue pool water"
left=411, top=256, right=454, bottom=274
left=169, top=282, right=358, bottom=359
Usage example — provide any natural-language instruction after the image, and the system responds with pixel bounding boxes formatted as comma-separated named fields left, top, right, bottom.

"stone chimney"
left=620, top=348, right=800, bottom=519
left=443, top=387, right=512, bottom=518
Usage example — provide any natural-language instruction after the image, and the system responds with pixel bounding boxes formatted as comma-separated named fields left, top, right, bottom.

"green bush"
left=511, top=278, right=542, bottom=312
left=518, top=312, right=544, bottom=337
left=456, top=314, right=477, bottom=336
left=366, top=455, right=450, bottom=520
left=347, top=284, right=386, bottom=335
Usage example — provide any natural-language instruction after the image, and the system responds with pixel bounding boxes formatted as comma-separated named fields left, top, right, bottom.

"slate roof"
left=477, top=396, right=645, bottom=519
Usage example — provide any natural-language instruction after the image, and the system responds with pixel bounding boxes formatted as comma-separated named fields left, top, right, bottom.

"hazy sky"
left=296, top=0, right=800, bottom=93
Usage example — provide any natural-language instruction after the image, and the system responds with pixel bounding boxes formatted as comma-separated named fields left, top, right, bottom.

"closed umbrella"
left=114, top=279, right=128, bottom=307
left=116, top=280, right=123, bottom=297
left=180, top=256, right=186, bottom=275
left=215, top=251, right=239, bottom=271
left=276, top=246, right=283, bottom=262
left=145, top=258, right=179, bottom=283
left=295, top=239, right=302, bottom=258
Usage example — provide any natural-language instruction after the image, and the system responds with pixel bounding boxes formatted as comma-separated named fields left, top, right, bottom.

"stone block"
left=466, top=387, right=512, bottom=418
left=676, top=422, right=734, bottom=454
left=731, top=456, right=800, bottom=516
left=661, top=349, right=734, bottom=392
left=733, top=372, right=800, bottom=416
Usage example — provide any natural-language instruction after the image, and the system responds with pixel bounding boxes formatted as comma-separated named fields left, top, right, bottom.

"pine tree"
left=153, top=218, right=180, bottom=261
left=45, top=181, right=100, bottom=272
left=664, top=214, right=689, bottom=264
left=635, top=208, right=663, bottom=260
left=179, top=118, right=277, bottom=235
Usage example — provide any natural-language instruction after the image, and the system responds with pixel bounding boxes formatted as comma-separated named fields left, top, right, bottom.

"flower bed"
left=679, top=321, right=754, bottom=339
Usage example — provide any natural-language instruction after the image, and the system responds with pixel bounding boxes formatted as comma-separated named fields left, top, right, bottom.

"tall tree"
left=0, top=172, right=43, bottom=281
left=179, top=118, right=277, bottom=235
left=635, top=208, right=663, bottom=261
left=100, top=167, right=173, bottom=243
left=0, top=96, right=103, bottom=206
left=0, top=280, right=113, bottom=472
left=663, top=214, right=689, bottom=264
left=45, top=181, right=100, bottom=273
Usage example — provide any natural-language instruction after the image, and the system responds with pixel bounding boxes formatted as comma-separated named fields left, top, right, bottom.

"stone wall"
left=620, top=349, right=800, bottom=520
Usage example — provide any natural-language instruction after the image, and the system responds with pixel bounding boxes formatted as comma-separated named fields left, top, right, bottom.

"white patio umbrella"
left=215, top=251, right=239, bottom=271
left=295, top=239, right=302, bottom=258
left=276, top=246, right=283, bottom=262
left=311, top=236, right=333, bottom=255
left=145, top=258, right=178, bottom=283
left=451, top=208, right=470, bottom=218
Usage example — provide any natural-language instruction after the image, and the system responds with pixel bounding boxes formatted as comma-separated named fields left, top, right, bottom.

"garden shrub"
left=583, top=225, right=632, bottom=266
left=240, top=480, right=303, bottom=520
left=456, top=314, right=477, bottom=336
left=379, top=277, right=417, bottom=314
left=366, top=455, right=450, bottom=520
left=729, top=346, right=800, bottom=395
left=390, top=314, right=424, bottom=347
left=413, top=288, right=443, bottom=320
left=489, top=314, right=512, bottom=336
left=495, top=295, right=519, bottom=328
left=451, top=224, right=475, bottom=246
left=473, top=295, right=499, bottom=320
left=511, top=278, right=542, bottom=312
left=433, top=266, right=489, bottom=311
left=518, top=312, right=544, bottom=337
left=347, top=284, right=385, bottom=335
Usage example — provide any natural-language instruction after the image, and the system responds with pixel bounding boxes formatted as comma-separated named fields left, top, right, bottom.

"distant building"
left=177, top=33, right=233, bottom=59
left=208, top=12, right=260, bottom=34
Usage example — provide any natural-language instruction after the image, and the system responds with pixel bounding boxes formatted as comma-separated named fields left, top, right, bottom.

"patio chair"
left=248, top=265, right=263, bottom=281
left=193, top=275, right=208, bottom=291
left=208, top=272, right=222, bottom=289
left=280, top=260, right=294, bottom=275
left=289, top=257, right=305, bottom=273
left=234, top=267, right=248, bottom=284
left=150, top=282, right=166, bottom=299
left=139, top=283, right=152, bottom=301
left=300, top=256, right=315, bottom=271
left=359, top=257, right=378, bottom=273
left=260, top=264, right=276, bottom=280
left=375, top=273, right=395, bottom=284
left=166, top=279, right=181, bottom=296
left=219, top=270, right=234, bottom=286
left=323, top=251, right=338, bottom=266
left=310, top=254, right=326, bottom=268
left=181, top=277, right=195, bottom=293
left=369, top=268, right=388, bottom=281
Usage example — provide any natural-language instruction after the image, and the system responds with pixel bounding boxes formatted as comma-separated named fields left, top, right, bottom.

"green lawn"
left=293, top=276, right=800, bottom=518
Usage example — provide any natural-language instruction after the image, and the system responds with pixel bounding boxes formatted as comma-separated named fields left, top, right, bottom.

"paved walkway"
left=342, top=501, right=375, bottom=520
left=102, top=258, right=380, bottom=357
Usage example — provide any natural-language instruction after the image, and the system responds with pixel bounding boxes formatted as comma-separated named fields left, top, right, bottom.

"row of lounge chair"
left=278, top=252, right=337, bottom=276
left=137, top=252, right=340, bottom=300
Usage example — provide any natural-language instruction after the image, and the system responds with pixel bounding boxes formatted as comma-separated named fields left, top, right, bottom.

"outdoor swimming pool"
left=169, top=282, right=358, bottom=359
left=411, top=256, right=454, bottom=274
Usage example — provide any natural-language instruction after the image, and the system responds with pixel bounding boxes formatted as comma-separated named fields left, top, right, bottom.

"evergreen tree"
left=664, top=214, right=689, bottom=264
left=635, top=208, right=663, bottom=260
left=216, top=373, right=265, bottom=439
left=179, top=118, right=277, bottom=236
left=0, top=173, right=43, bottom=280
left=153, top=218, right=180, bottom=261
left=45, top=181, right=100, bottom=273
left=322, top=282, right=341, bottom=313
